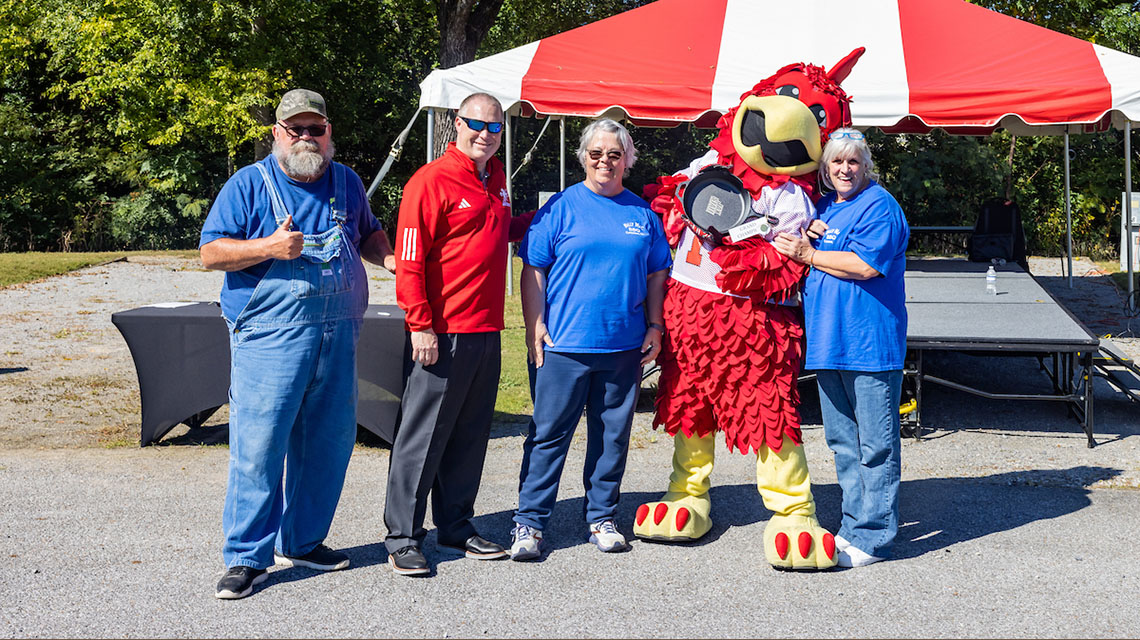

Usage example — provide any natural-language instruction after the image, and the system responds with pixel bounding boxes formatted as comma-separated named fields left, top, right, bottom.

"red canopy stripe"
left=520, top=0, right=728, bottom=120
left=900, top=0, right=1112, bottom=126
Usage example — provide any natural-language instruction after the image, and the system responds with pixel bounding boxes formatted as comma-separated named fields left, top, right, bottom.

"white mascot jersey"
left=668, top=150, right=816, bottom=300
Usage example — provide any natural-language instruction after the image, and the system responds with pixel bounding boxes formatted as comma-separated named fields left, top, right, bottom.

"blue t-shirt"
left=520, top=183, right=672, bottom=353
left=803, top=182, right=909, bottom=371
left=199, top=154, right=381, bottom=321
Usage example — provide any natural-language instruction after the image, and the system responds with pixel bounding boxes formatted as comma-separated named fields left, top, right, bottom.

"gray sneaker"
left=588, top=519, right=629, bottom=552
left=510, top=524, right=543, bottom=561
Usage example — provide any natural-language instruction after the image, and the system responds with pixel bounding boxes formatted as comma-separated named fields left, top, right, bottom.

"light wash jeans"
left=222, top=319, right=361, bottom=569
left=816, top=369, right=902, bottom=559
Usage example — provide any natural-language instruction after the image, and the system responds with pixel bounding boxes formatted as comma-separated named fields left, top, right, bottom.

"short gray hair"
left=576, top=118, right=638, bottom=172
left=819, top=127, right=879, bottom=192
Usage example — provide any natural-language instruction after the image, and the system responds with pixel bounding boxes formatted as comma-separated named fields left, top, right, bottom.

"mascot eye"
left=810, top=104, right=827, bottom=127
left=775, top=85, right=800, bottom=98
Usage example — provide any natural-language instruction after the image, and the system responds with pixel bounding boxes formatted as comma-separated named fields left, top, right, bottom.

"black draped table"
left=111, top=302, right=406, bottom=446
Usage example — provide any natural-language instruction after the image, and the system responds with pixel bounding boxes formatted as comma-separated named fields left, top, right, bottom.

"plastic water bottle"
left=985, top=265, right=997, bottom=295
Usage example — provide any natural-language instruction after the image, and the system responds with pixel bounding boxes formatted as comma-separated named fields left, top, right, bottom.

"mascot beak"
left=731, top=95, right=823, bottom=176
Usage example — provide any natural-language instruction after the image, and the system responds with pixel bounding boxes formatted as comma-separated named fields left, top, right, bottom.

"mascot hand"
left=710, top=238, right=808, bottom=298
left=646, top=174, right=689, bottom=248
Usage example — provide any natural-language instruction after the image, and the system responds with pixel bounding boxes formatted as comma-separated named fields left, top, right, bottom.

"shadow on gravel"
left=895, top=465, right=1120, bottom=560
left=0, top=367, right=29, bottom=375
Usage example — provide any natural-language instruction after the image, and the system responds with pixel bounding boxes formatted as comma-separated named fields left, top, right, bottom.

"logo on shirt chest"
left=458, top=198, right=472, bottom=209
left=623, top=222, right=649, bottom=237
left=822, top=227, right=841, bottom=247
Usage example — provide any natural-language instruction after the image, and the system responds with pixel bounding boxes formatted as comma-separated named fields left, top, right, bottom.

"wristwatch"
left=648, top=322, right=666, bottom=334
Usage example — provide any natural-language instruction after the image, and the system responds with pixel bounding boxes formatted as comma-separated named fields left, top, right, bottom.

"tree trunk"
left=251, top=15, right=273, bottom=162
left=432, top=0, right=505, bottom=159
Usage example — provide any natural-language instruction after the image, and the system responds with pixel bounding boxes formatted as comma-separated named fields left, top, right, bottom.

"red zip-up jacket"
left=395, top=143, right=531, bottom=334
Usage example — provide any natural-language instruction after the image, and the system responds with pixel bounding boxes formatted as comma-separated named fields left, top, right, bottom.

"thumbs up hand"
left=266, top=214, right=303, bottom=260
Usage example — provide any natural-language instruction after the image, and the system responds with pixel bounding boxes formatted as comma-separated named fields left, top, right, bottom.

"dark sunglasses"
left=277, top=121, right=328, bottom=138
left=459, top=116, right=504, bottom=133
left=587, top=149, right=624, bottom=162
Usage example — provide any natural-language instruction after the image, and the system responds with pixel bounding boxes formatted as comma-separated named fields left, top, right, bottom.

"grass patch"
left=1091, top=258, right=1140, bottom=293
left=496, top=256, right=533, bottom=419
left=0, top=250, right=199, bottom=288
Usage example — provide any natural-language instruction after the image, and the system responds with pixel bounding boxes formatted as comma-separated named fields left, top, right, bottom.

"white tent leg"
left=560, top=118, right=567, bottom=191
left=1127, top=121, right=1135, bottom=311
left=1065, top=131, right=1073, bottom=287
left=426, top=109, right=435, bottom=163
left=506, top=114, right=514, bottom=296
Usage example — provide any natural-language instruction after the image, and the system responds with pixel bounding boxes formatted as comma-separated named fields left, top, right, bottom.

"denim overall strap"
left=254, top=162, right=289, bottom=226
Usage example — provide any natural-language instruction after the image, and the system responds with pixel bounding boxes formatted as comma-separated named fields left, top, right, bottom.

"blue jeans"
left=514, top=350, right=641, bottom=531
left=222, top=320, right=360, bottom=569
left=816, top=369, right=902, bottom=559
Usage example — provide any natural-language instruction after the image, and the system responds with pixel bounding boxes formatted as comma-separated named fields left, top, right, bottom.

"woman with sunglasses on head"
left=773, top=127, right=909, bottom=568
left=508, top=118, right=671, bottom=561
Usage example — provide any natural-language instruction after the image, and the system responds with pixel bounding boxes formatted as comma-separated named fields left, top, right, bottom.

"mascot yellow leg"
left=757, top=436, right=837, bottom=569
left=633, top=431, right=714, bottom=541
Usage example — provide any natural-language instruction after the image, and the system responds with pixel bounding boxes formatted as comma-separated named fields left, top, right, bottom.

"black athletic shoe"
left=389, top=545, right=430, bottom=576
left=215, top=566, right=268, bottom=600
left=274, top=544, right=350, bottom=571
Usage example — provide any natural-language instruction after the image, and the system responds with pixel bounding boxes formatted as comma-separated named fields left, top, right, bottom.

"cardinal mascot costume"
left=635, top=49, right=865, bottom=570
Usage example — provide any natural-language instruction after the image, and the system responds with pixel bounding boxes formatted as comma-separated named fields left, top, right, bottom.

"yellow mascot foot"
left=633, top=492, right=712, bottom=542
left=763, top=514, right=838, bottom=570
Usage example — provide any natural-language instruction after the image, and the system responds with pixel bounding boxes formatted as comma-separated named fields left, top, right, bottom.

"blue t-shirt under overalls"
left=199, top=154, right=380, bottom=325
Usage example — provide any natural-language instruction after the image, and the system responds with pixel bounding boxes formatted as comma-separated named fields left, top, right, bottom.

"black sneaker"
left=389, top=545, right=430, bottom=576
left=215, top=566, right=267, bottom=600
left=274, top=544, right=350, bottom=571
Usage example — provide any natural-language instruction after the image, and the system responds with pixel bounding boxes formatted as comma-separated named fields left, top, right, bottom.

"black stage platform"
left=903, top=259, right=1100, bottom=447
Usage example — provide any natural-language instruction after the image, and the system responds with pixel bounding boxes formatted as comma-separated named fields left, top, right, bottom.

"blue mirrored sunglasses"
left=829, top=130, right=865, bottom=141
left=459, top=116, right=504, bottom=133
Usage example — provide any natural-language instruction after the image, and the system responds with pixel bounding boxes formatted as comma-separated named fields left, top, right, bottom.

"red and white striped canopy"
left=419, top=0, right=1140, bottom=133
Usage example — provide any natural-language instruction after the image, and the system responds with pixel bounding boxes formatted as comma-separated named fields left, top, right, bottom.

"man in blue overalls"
left=200, top=89, right=396, bottom=599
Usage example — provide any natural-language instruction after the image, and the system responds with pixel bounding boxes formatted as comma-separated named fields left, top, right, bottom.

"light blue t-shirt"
left=199, top=154, right=381, bottom=321
left=520, top=183, right=672, bottom=353
left=803, top=182, right=909, bottom=371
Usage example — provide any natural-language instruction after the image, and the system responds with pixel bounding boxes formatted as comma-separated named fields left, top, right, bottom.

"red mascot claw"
left=798, top=532, right=813, bottom=559
left=636, top=504, right=650, bottom=526
left=653, top=503, right=669, bottom=526
left=775, top=532, right=790, bottom=560
left=823, top=532, right=837, bottom=560
left=675, top=508, right=690, bottom=532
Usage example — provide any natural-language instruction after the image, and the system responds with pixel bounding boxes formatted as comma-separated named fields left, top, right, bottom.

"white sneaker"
left=837, top=545, right=886, bottom=568
left=834, top=534, right=852, bottom=552
left=510, top=524, right=543, bottom=561
left=588, top=519, right=629, bottom=553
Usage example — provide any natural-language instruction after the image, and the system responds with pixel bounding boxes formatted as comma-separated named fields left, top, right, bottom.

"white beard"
left=274, top=139, right=334, bottom=180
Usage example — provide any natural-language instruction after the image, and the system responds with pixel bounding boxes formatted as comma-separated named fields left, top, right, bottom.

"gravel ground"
left=1, top=255, right=1139, bottom=638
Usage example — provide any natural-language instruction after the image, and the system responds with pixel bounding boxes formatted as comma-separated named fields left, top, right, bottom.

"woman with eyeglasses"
left=773, top=127, right=909, bottom=568
left=508, top=118, right=671, bottom=561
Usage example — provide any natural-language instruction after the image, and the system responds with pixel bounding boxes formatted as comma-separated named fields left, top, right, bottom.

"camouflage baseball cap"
left=276, top=89, right=328, bottom=121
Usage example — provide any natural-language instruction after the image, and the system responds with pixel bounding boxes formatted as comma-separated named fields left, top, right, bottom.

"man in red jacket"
left=384, top=93, right=530, bottom=576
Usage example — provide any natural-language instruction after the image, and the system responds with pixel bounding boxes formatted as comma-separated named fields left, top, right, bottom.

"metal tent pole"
left=506, top=113, right=514, bottom=296
left=426, top=109, right=435, bottom=163
left=1127, top=121, right=1135, bottom=311
left=1065, top=131, right=1073, bottom=287
left=559, top=118, right=567, bottom=191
